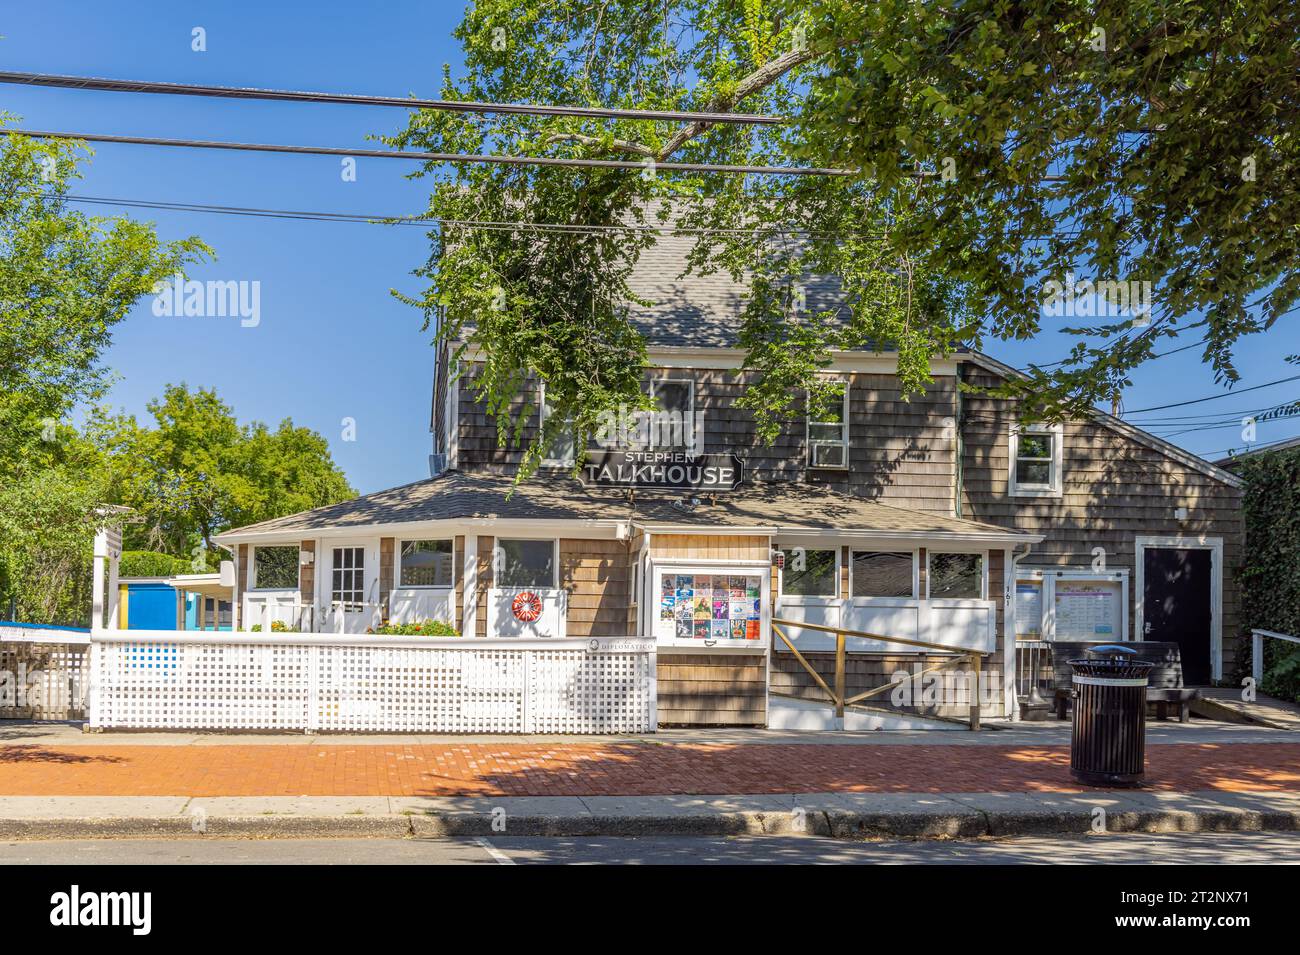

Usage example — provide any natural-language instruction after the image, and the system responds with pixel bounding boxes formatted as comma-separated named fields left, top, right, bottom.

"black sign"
left=581, top=450, right=744, bottom=491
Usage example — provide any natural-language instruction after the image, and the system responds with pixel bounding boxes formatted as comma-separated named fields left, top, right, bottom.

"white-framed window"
left=807, top=378, right=849, bottom=469
left=850, top=551, right=916, bottom=598
left=252, top=545, right=298, bottom=590
left=1009, top=422, right=1063, bottom=497
left=650, top=378, right=696, bottom=450
left=496, top=538, right=558, bottom=589
left=539, top=383, right=576, bottom=466
left=928, top=552, right=985, bottom=599
left=778, top=547, right=839, bottom=597
left=331, top=545, right=365, bottom=606
left=398, top=539, right=454, bottom=588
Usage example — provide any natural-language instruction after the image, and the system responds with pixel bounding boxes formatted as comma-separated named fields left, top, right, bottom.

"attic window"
left=1009, top=423, right=1063, bottom=497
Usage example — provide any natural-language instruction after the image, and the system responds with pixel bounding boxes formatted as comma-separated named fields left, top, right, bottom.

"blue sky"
left=3, top=2, right=1295, bottom=494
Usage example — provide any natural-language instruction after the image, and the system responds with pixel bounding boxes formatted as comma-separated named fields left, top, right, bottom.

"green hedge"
left=119, top=550, right=191, bottom=578
left=1237, top=446, right=1300, bottom=702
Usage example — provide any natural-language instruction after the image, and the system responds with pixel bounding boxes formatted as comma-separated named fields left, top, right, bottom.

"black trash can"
left=1069, top=645, right=1153, bottom=787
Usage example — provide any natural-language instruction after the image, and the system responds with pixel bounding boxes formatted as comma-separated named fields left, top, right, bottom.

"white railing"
left=1252, top=629, right=1300, bottom=687
left=88, top=631, right=656, bottom=734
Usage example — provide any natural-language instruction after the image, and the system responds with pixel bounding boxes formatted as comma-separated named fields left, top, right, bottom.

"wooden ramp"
left=767, top=693, right=971, bottom=732
left=1191, top=688, right=1300, bottom=730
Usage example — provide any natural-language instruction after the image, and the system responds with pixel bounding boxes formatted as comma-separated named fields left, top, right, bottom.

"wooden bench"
left=1051, top=641, right=1200, bottom=723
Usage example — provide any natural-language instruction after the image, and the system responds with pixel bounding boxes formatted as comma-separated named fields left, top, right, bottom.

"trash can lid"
left=1086, top=644, right=1136, bottom=655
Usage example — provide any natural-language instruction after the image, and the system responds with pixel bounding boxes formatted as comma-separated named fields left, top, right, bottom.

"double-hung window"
left=1009, top=423, right=1063, bottom=497
left=807, top=378, right=848, bottom=469
left=650, top=379, right=696, bottom=451
left=538, top=384, right=576, bottom=466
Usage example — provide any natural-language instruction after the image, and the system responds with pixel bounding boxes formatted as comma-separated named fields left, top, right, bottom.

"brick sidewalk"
left=2, top=741, right=1298, bottom=797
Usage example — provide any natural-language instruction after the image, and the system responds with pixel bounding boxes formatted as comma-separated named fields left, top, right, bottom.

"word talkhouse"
left=580, top=450, right=744, bottom=491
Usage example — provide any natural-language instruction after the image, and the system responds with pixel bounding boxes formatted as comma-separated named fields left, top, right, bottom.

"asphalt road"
left=3, top=832, right=1299, bottom=864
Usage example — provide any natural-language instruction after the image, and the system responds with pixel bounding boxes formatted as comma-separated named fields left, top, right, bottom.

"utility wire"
left=1, top=128, right=852, bottom=176
left=1122, top=375, right=1300, bottom=414
left=0, top=70, right=784, bottom=125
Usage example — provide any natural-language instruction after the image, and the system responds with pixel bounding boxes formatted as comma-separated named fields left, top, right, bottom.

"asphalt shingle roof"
left=217, top=469, right=1036, bottom=542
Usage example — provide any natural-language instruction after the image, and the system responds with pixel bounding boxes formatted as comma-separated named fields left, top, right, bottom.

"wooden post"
left=834, top=630, right=846, bottom=718
left=969, top=654, right=982, bottom=731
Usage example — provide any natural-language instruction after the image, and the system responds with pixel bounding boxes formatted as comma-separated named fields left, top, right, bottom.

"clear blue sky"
left=3, top=2, right=1295, bottom=494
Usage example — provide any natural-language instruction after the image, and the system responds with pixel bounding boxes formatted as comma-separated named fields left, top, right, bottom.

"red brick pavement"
left=1, top=742, right=1298, bottom=797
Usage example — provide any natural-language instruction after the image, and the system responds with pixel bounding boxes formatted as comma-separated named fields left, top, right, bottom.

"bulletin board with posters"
left=1016, top=569, right=1129, bottom=642
left=653, top=564, right=769, bottom=648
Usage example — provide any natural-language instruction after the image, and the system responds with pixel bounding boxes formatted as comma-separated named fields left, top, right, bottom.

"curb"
left=1, top=807, right=1297, bottom=841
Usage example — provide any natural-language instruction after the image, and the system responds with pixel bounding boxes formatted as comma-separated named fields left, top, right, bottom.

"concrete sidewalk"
left=2, top=789, right=1299, bottom=841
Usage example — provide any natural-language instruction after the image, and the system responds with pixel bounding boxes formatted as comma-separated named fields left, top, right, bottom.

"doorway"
left=1138, top=542, right=1216, bottom=684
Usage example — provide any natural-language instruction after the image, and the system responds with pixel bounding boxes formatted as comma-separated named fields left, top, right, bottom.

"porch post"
left=1001, top=547, right=1017, bottom=720
left=91, top=529, right=107, bottom=631
left=462, top=534, right=478, bottom=637
left=105, top=538, right=121, bottom=631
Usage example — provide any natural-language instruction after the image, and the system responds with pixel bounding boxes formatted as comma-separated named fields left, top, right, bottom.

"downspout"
left=953, top=387, right=964, bottom=519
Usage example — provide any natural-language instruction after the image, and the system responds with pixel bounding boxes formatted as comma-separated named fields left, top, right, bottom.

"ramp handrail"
left=1251, top=629, right=1300, bottom=686
left=771, top=617, right=988, bottom=731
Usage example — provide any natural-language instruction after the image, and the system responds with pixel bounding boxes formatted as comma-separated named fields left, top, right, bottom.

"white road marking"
left=475, top=837, right=516, bottom=865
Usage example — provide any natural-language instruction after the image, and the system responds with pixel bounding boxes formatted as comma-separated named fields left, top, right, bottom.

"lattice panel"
left=528, top=650, right=654, bottom=734
left=95, top=641, right=312, bottom=730
left=0, top=642, right=90, bottom=719
left=90, top=638, right=654, bottom=734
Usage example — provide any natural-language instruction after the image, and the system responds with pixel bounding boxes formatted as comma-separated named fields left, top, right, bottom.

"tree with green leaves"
left=0, top=117, right=209, bottom=623
left=94, top=383, right=356, bottom=562
left=392, top=0, right=1298, bottom=472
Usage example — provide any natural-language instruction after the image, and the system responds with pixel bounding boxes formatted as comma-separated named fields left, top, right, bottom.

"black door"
left=1142, top=547, right=1213, bottom=684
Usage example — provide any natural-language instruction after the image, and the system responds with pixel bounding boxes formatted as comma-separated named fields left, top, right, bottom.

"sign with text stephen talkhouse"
left=580, top=450, right=745, bottom=491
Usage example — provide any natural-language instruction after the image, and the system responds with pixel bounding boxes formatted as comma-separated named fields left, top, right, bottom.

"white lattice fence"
left=1, top=640, right=91, bottom=719
left=90, top=634, right=655, bottom=733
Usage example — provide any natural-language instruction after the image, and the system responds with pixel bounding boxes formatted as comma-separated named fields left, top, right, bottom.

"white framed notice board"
left=1015, top=569, right=1128, bottom=642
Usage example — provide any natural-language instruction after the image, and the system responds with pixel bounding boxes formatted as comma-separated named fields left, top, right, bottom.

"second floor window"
left=650, top=378, right=695, bottom=450
left=1009, top=422, right=1063, bottom=496
left=539, top=384, right=576, bottom=466
left=807, top=379, right=848, bottom=469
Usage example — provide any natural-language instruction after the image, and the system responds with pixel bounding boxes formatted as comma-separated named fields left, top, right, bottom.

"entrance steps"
left=1191, top=688, right=1300, bottom=730
left=767, top=693, right=970, bottom=732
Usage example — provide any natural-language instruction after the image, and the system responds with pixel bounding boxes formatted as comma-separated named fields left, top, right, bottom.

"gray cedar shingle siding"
left=454, top=363, right=959, bottom=514
left=959, top=364, right=1245, bottom=674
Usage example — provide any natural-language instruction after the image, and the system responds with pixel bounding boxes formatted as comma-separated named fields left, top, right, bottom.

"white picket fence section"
left=89, top=632, right=656, bottom=734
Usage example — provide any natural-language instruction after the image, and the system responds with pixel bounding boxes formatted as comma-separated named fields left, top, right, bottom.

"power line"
left=2, top=128, right=852, bottom=177
left=36, top=191, right=885, bottom=237
left=1122, top=374, right=1300, bottom=414
left=0, top=70, right=784, bottom=125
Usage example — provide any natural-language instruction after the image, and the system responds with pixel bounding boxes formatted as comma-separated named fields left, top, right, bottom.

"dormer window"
left=1009, top=422, right=1064, bottom=497
left=807, top=378, right=849, bottom=469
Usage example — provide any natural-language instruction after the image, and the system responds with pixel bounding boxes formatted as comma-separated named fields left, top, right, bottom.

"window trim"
left=494, top=537, right=560, bottom=590
left=250, top=544, right=300, bottom=591
left=848, top=549, right=919, bottom=599
left=777, top=546, right=841, bottom=599
left=649, top=377, right=697, bottom=451
left=396, top=538, right=455, bottom=590
left=538, top=382, right=576, bottom=467
left=1008, top=422, right=1064, bottom=497
left=925, top=550, right=987, bottom=600
left=806, top=377, right=849, bottom=470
